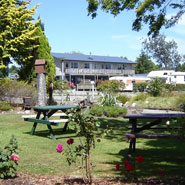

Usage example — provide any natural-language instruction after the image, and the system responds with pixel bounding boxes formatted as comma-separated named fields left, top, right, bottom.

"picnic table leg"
left=30, top=112, right=41, bottom=135
left=47, top=125, right=56, bottom=140
left=62, top=121, right=69, bottom=132
left=128, top=118, right=137, bottom=153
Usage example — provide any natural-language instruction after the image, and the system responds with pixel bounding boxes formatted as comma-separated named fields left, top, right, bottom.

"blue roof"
left=52, top=52, right=137, bottom=64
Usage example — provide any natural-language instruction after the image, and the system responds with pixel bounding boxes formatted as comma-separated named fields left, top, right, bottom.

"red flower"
left=123, top=160, right=129, bottom=166
left=125, top=163, right=133, bottom=171
left=149, top=179, right=154, bottom=184
left=158, top=169, right=163, bottom=174
left=67, top=138, right=74, bottom=145
left=137, top=156, right=144, bottom=164
left=116, top=164, right=120, bottom=171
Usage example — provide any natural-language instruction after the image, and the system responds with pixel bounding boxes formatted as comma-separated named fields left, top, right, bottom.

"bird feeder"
left=35, top=59, right=46, bottom=74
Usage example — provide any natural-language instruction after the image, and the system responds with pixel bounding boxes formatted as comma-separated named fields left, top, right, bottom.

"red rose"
left=158, top=170, right=163, bottom=174
left=116, top=164, right=120, bottom=171
left=123, top=160, right=129, bottom=166
left=126, top=163, right=133, bottom=171
left=137, top=156, right=144, bottom=164
left=67, top=138, right=74, bottom=145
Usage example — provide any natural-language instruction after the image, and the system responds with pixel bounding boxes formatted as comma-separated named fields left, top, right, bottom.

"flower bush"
left=0, top=135, right=19, bottom=179
left=115, top=155, right=144, bottom=181
left=56, top=108, right=100, bottom=184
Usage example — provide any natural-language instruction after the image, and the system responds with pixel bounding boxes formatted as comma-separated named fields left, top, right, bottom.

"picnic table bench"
left=124, top=111, right=185, bottom=154
left=23, top=105, right=79, bottom=140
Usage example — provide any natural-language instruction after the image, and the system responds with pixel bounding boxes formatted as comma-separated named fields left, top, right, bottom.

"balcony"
left=65, top=68, right=135, bottom=76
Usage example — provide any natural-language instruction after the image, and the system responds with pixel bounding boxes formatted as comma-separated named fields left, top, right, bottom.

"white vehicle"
left=147, top=70, right=174, bottom=79
left=166, top=71, right=185, bottom=84
left=109, top=76, right=151, bottom=91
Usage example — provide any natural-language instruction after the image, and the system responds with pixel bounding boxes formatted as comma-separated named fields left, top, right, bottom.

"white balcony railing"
left=64, top=68, right=135, bottom=76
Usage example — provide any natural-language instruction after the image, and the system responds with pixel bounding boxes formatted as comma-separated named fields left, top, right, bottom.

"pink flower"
left=137, top=156, right=144, bottom=164
left=67, top=138, right=74, bottom=145
left=116, top=164, right=120, bottom=171
left=10, top=154, right=19, bottom=162
left=56, top=144, right=64, bottom=153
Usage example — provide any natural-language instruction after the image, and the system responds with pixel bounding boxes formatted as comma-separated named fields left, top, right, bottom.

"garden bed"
left=1, top=173, right=185, bottom=185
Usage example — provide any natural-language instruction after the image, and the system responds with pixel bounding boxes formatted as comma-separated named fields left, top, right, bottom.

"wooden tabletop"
left=33, top=105, right=79, bottom=111
left=124, top=112, right=185, bottom=119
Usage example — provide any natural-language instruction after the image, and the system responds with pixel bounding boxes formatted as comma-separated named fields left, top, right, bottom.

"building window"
left=71, top=62, right=78, bottom=68
left=101, top=64, right=104, bottom=69
left=184, top=76, right=185, bottom=81
left=174, top=75, right=176, bottom=78
left=84, top=63, right=90, bottom=69
left=94, top=64, right=97, bottom=69
left=65, top=62, right=69, bottom=68
left=105, top=64, right=111, bottom=69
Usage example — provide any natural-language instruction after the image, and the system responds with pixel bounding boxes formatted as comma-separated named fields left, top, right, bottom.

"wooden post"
left=35, top=59, right=47, bottom=106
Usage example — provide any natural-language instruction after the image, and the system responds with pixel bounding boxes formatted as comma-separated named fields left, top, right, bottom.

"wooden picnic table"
left=24, top=105, right=79, bottom=140
left=124, top=111, right=185, bottom=153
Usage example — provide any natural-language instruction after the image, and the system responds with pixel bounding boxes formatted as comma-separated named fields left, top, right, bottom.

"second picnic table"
left=23, top=105, right=79, bottom=140
left=124, top=110, right=185, bottom=154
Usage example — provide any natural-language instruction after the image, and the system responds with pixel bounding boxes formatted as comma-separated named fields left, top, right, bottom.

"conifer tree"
left=0, top=0, right=39, bottom=69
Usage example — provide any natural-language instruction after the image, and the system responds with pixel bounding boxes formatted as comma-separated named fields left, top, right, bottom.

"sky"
left=30, top=0, right=185, bottom=62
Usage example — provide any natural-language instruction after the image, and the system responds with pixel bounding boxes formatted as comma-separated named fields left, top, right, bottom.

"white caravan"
left=109, top=76, right=151, bottom=91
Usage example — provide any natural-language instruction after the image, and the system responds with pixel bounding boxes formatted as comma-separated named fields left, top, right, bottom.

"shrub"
left=116, top=95, right=130, bottom=104
left=148, top=78, right=163, bottom=97
left=133, top=93, right=148, bottom=101
left=0, top=78, right=37, bottom=105
left=0, top=101, right=13, bottom=111
left=104, top=106, right=127, bottom=117
left=89, top=104, right=103, bottom=116
left=174, top=84, right=185, bottom=91
left=133, top=82, right=148, bottom=92
left=0, top=135, right=19, bottom=179
left=163, top=84, right=176, bottom=92
left=176, top=93, right=185, bottom=111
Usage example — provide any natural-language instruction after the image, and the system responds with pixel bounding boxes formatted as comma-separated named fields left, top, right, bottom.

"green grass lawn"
left=0, top=113, right=185, bottom=179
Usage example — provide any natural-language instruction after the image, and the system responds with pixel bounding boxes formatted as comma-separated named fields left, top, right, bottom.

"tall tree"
left=142, top=35, right=183, bottom=70
left=0, top=0, right=39, bottom=69
left=19, top=21, right=56, bottom=84
left=135, top=51, right=159, bottom=74
left=87, top=0, right=185, bottom=36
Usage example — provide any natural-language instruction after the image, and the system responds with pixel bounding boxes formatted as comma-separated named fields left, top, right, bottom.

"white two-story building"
left=53, top=53, right=136, bottom=90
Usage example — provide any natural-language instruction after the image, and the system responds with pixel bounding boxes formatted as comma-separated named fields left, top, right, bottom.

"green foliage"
left=0, top=0, right=39, bottom=69
left=87, top=0, right=185, bottom=36
left=143, top=35, right=183, bottom=70
left=0, top=78, right=37, bottom=104
left=90, top=104, right=127, bottom=117
left=97, top=80, right=124, bottom=106
left=104, top=106, right=127, bottom=118
left=101, top=93, right=116, bottom=106
left=174, top=84, right=185, bottom=91
left=97, top=80, right=124, bottom=94
left=0, top=101, right=13, bottom=111
left=176, top=93, right=185, bottom=112
left=132, top=93, right=148, bottom=101
left=67, top=108, right=100, bottom=183
left=163, top=84, right=176, bottom=93
left=89, top=104, right=103, bottom=116
left=135, top=51, right=159, bottom=74
left=133, top=82, right=148, bottom=92
left=116, top=95, right=130, bottom=104
left=148, top=78, right=163, bottom=97
left=0, top=135, right=19, bottom=179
